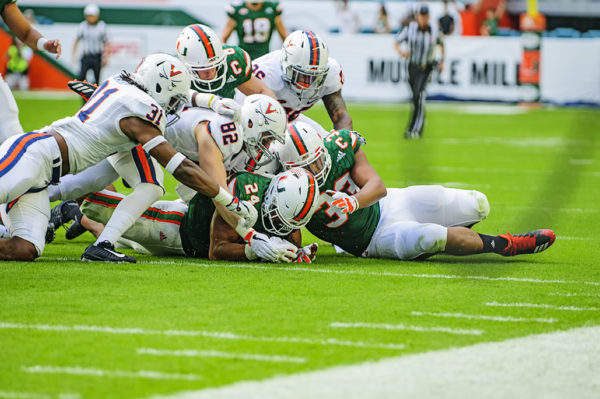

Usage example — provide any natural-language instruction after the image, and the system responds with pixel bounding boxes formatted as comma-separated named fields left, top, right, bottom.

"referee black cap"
left=418, top=5, right=429, bottom=15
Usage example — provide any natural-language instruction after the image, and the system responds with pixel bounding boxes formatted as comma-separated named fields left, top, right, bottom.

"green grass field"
left=1, top=94, right=599, bottom=398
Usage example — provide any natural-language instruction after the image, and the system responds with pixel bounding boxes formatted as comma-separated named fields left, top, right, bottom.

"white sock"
left=95, top=183, right=163, bottom=245
left=51, top=160, right=119, bottom=202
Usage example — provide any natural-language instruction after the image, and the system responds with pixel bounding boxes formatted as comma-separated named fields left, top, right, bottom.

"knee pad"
left=415, top=224, right=447, bottom=255
left=471, top=190, right=490, bottom=221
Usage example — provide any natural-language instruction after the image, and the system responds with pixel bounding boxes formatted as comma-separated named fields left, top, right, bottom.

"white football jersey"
left=42, top=75, right=166, bottom=175
left=235, top=49, right=344, bottom=122
left=164, top=107, right=243, bottom=173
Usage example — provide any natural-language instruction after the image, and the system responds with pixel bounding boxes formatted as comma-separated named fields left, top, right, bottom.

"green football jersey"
left=226, top=1, right=282, bottom=60
left=228, top=171, right=272, bottom=233
left=179, top=194, right=215, bottom=258
left=306, top=130, right=381, bottom=256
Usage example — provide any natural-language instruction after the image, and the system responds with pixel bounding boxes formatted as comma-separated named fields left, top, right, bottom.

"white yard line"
left=137, top=348, right=307, bottom=364
left=485, top=302, right=600, bottom=311
left=137, top=263, right=600, bottom=287
left=549, top=292, right=600, bottom=298
left=411, top=311, right=557, bottom=323
left=151, top=326, right=600, bottom=399
left=21, top=365, right=201, bottom=381
left=330, top=322, right=483, bottom=336
left=0, top=322, right=404, bottom=350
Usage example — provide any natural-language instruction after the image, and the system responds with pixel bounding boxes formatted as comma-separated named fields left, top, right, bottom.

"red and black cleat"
left=499, top=229, right=556, bottom=256
left=67, top=80, right=98, bottom=102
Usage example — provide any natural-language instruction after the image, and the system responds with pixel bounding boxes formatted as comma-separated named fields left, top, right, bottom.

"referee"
left=394, top=5, right=444, bottom=139
left=72, top=4, right=108, bottom=85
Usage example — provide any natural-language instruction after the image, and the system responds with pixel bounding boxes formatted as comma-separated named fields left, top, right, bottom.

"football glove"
left=295, top=243, right=319, bottom=263
left=245, top=231, right=297, bottom=263
left=210, top=97, right=241, bottom=122
left=225, top=196, right=258, bottom=228
left=327, top=190, right=359, bottom=214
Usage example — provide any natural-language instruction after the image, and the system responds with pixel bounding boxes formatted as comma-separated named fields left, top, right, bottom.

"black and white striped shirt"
left=395, top=21, right=442, bottom=67
left=76, top=20, right=108, bottom=56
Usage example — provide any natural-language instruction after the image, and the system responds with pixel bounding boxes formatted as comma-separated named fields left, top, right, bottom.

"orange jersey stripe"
left=0, top=133, right=48, bottom=172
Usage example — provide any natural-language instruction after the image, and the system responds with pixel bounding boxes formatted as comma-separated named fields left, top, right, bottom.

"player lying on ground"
left=79, top=169, right=319, bottom=262
left=272, top=121, right=556, bottom=260
left=47, top=93, right=286, bottom=245
left=0, top=53, right=255, bottom=262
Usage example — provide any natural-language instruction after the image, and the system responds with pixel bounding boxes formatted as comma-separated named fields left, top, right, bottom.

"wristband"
left=165, top=152, right=186, bottom=174
left=235, top=221, right=254, bottom=240
left=142, top=136, right=167, bottom=152
left=244, top=244, right=258, bottom=260
left=213, top=186, right=233, bottom=206
left=192, top=92, right=217, bottom=109
left=37, top=37, right=48, bottom=51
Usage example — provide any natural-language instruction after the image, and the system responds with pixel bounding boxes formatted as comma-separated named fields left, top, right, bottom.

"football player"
left=221, top=0, right=288, bottom=60
left=236, top=30, right=352, bottom=135
left=79, top=169, right=319, bottom=263
left=0, top=53, right=256, bottom=262
left=273, top=121, right=556, bottom=260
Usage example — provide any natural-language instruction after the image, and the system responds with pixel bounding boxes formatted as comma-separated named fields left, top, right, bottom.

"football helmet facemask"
left=176, top=24, right=227, bottom=93
left=262, top=168, right=320, bottom=236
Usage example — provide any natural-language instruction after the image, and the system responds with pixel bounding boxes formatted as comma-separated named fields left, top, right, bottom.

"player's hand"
left=44, top=39, right=62, bottom=59
left=225, top=197, right=258, bottom=228
left=246, top=231, right=297, bottom=263
left=211, top=98, right=241, bottom=122
left=326, top=190, right=359, bottom=214
left=295, top=243, right=319, bottom=263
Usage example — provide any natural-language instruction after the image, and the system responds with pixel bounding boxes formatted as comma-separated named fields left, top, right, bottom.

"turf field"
left=1, top=93, right=599, bottom=398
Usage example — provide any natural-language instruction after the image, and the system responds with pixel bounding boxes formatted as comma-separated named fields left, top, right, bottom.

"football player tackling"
left=274, top=122, right=556, bottom=260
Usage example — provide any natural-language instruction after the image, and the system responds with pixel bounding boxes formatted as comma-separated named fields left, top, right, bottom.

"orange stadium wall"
left=0, top=29, right=72, bottom=90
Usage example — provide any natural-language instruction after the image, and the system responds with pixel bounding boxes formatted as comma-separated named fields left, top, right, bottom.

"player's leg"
left=81, top=190, right=187, bottom=256
left=92, top=55, right=101, bottom=85
left=47, top=159, right=119, bottom=202
left=0, top=190, right=52, bottom=261
left=412, top=67, right=432, bottom=137
left=389, top=186, right=489, bottom=228
left=82, top=148, right=165, bottom=262
left=406, top=65, right=419, bottom=137
left=0, top=74, right=24, bottom=143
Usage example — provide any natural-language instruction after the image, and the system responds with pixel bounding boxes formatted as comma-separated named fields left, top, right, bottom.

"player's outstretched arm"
left=349, top=148, right=387, bottom=209
left=120, top=117, right=256, bottom=225
left=3, top=3, right=61, bottom=58
left=322, top=90, right=353, bottom=130
left=209, top=213, right=297, bottom=263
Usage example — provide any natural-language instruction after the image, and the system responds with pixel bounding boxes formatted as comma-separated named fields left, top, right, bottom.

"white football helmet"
left=272, top=121, right=332, bottom=187
left=262, top=168, right=320, bottom=236
left=176, top=24, right=227, bottom=92
left=132, top=53, right=191, bottom=126
left=240, top=94, right=287, bottom=169
left=281, top=30, right=330, bottom=97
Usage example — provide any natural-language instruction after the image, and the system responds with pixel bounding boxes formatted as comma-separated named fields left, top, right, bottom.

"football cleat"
left=65, top=218, right=87, bottom=240
left=46, top=200, right=82, bottom=243
left=67, top=80, right=98, bottom=102
left=498, top=229, right=556, bottom=256
left=81, top=240, right=136, bottom=263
